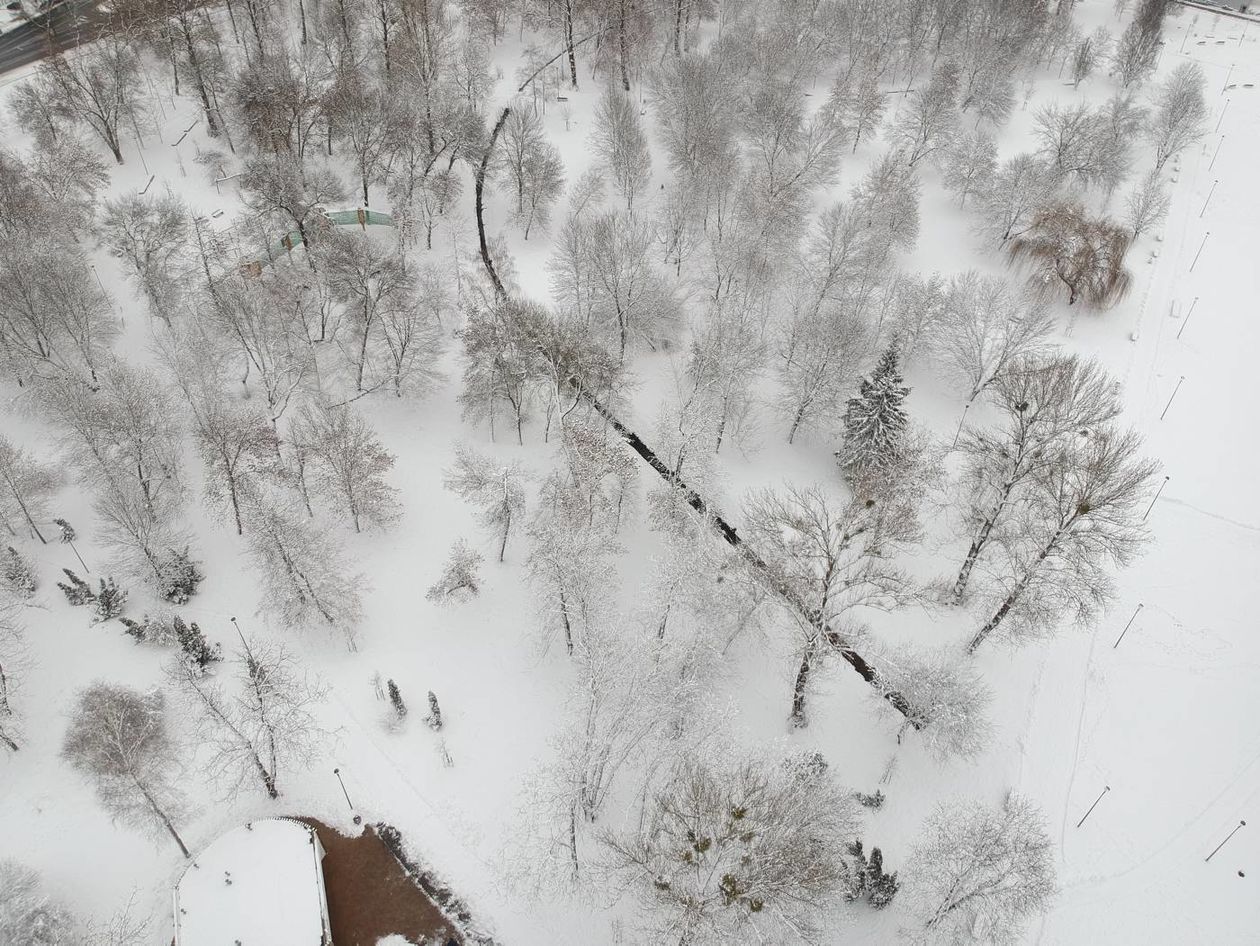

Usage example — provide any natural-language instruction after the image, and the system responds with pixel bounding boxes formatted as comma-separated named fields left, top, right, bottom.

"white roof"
left=174, top=819, right=331, bottom=946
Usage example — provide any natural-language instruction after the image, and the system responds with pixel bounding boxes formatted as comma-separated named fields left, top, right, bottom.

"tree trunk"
left=790, top=641, right=816, bottom=727
left=228, top=473, right=244, bottom=535
left=7, top=487, right=47, bottom=544
left=564, top=0, right=578, bottom=88
left=617, top=0, right=630, bottom=92
left=968, top=532, right=1062, bottom=653
left=580, top=391, right=922, bottom=727
left=475, top=108, right=511, bottom=299
left=137, top=780, right=190, bottom=857
left=787, top=402, right=807, bottom=444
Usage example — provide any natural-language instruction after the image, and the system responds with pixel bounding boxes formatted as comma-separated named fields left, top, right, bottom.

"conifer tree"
left=57, top=569, right=96, bottom=606
left=425, top=691, right=443, bottom=731
left=92, top=578, right=127, bottom=623
left=0, top=547, right=36, bottom=599
left=387, top=679, right=407, bottom=718
left=837, top=346, right=910, bottom=488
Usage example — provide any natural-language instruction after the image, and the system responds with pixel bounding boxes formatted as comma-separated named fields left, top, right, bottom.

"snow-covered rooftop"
left=174, top=819, right=332, bottom=946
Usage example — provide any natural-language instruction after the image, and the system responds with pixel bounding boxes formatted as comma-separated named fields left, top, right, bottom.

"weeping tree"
left=1008, top=201, right=1132, bottom=308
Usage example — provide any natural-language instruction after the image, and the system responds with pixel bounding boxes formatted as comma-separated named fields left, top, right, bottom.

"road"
left=0, top=0, right=116, bottom=78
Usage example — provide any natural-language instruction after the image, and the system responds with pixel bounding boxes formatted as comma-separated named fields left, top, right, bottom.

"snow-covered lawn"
left=1, top=1, right=1258, bottom=944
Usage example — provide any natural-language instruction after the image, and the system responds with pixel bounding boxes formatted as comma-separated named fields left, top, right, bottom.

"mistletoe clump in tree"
left=836, top=346, right=911, bottom=492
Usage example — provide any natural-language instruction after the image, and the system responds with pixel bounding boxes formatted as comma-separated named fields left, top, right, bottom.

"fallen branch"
left=579, top=392, right=920, bottom=727
left=475, top=107, right=511, bottom=300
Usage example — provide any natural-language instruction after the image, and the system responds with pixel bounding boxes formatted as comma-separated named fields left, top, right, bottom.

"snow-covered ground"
left=1, top=2, right=1258, bottom=944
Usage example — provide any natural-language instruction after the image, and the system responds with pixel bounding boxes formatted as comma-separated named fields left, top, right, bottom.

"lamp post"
left=333, top=768, right=362, bottom=825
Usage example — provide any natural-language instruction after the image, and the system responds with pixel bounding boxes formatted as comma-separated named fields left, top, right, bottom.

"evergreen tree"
left=425, top=691, right=443, bottom=731
left=92, top=578, right=127, bottom=623
left=837, top=346, right=910, bottom=487
left=387, top=679, right=407, bottom=718
left=865, top=846, right=899, bottom=909
left=156, top=547, right=204, bottom=604
left=172, top=616, right=221, bottom=674
left=56, top=569, right=96, bottom=606
left=0, top=547, right=36, bottom=598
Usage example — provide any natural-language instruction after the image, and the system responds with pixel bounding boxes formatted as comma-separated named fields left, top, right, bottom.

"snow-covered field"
left=1, top=1, right=1258, bottom=944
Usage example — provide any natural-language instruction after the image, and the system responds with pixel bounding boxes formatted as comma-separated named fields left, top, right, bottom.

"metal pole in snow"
left=1113, top=603, right=1144, bottom=649
left=1215, top=99, right=1229, bottom=133
left=1177, top=296, right=1200, bottom=340
left=332, top=768, right=362, bottom=825
left=62, top=536, right=90, bottom=574
left=1077, top=786, right=1111, bottom=828
left=1143, top=476, right=1171, bottom=522
left=1221, top=62, right=1234, bottom=95
left=1206, top=821, right=1246, bottom=863
left=1199, top=181, right=1219, bottom=218
left=1209, top=137, right=1225, bottom=172
left=1190, top=232, right=1210, bottom=272
left=1160, top=377, right=1186, bottom=421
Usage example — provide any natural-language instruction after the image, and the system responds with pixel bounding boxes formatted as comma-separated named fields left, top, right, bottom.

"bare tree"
left=61, top=684, right=190, bottom=857
left=497, top=102, right=551, bottom=216
left=321, top=230, right=420, bottom=395
left=894, top=61, right=958, bottom=168
left=0, top=861, right=81, bottom=944
left=777, top=304, right=871, bottom=444
left=1113, top=0, right=1166, bottom=88
left=1033, top=102, right=1105, bottom=186
left=1079, top=25, right=1113, bottom=86
left=1147, top=63, right=1207, bottom=173
left=939, top=272, right=1054, bottom=404
left=552, top=208, right=680, bottom=361
left=976, top=153, right=1059, bottom=248
left=685, top=290, right=764, bottom=453
left=0, top=434, right=59, bottom=544
left=870, top=644, right=993, bottom=761
left=968, top=426, right=1159, bottom=653
left=941, top=129, right=997, bottom=209
left=649, top=51, right=741, bottom=184
left=603, top=752, right=860, bottom=945
left=443, top=445, right=528, bottom=562
left=951, top=355, right=1121, bottom=603
left=99, top=191, right=191, bottom=326
left=290, top=401, right=400, bottom=532
left=1008, top=201, right=1133, bottom=308
left=0, top=596, right=25, bottom=753
left=514, top=138, right=566, bottom=242
left=177, top=373, right=280, bottom=536
left=426, top=539, right=484, bottom=604
left=202, top=272, right=315, bottom=424
left=330, top=76, right=406, bottom=206
left=743, top=484, right=914, bottom=727
left=841, top=68, right=886, bottom=153
left=906, top=794, right=1056, bottom=941
left=526, top=468, right=622, bottom=655
left=238, top=157, right=347, bottom=268
left=592, top=82, right=651, bottom=209
left=0, top=238, right=119, bottom=386
left=170, top=636, right=324, bottom=799
left=241, top=485, right=364, bottom=647
left=34, top=35, right=140, bottom=163
left=1124, top=169, right=1170, bottom=241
